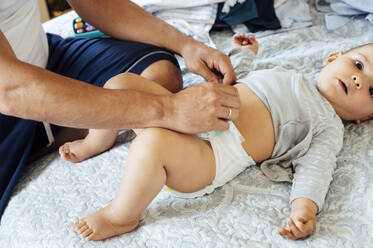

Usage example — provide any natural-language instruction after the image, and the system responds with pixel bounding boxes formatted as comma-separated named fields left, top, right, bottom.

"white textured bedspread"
left=1, top=1, right=373, bottom=247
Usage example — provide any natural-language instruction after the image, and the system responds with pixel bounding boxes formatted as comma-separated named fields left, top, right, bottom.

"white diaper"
left=167, top=122, right=255, bottom=198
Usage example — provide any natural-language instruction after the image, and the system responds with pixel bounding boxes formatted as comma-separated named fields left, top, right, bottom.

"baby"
left=60, top=35, right=373, bottom=241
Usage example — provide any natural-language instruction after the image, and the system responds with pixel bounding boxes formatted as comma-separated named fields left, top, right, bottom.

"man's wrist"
left=150, top=94, right=173, bottom=130
left=178, top=37, right=202, bottom=58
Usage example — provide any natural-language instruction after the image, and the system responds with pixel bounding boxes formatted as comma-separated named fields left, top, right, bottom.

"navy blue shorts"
left=0, top=33, right=179, bottom=221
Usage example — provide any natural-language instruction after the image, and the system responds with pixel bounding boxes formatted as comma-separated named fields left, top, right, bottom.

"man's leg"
left=0, top=115, right=39, bottom=219
left=140, top=59, right=182, bottom=93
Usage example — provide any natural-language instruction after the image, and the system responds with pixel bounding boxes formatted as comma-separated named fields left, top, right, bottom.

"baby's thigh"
left=135, top=128, right=216, bottom=193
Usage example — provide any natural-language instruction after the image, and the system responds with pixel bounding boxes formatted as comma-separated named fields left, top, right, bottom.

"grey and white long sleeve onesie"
left=229, top=47, right=344, bottom=211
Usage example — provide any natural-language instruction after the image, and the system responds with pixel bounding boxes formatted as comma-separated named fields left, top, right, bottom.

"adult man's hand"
left=70, top=0, right=236, bottom=85
left=164, top=82, right=240, bottom=134
left=181, top=39, right=237, bottom=85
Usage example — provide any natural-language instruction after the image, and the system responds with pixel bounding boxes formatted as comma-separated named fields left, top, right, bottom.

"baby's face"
left=317, top=45, right=373, bottom=121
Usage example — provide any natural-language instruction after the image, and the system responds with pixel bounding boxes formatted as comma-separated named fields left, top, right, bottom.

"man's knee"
left=104, top=60, right=183, bottom=93
left=140, top=60, right=183, bottom=93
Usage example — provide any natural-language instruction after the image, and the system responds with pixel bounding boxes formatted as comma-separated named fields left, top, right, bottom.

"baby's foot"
left=72, top=207, right=140, bottom=241
left=59, top=139, right=111, bottom=163
left=59, top=139, right=95, bottom=163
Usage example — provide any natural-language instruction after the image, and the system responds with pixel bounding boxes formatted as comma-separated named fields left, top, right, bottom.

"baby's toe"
left=73, top=219, right=85, bottom=231
left=81, top=227, right=94, bottom=238
left=77, top=224, right=89, bottom=235
left=59, top=145, right=65, bottom=156
left=86, top=232, right=96, bottom=241
left=63, top=143, right=71, bottom=153
left=59, top=143, right=71, bottom=158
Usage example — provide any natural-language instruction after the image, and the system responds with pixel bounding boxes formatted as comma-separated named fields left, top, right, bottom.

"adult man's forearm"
left=0, top=60, right=166, bottom=130
left=68, top=0, right=194, bottom=56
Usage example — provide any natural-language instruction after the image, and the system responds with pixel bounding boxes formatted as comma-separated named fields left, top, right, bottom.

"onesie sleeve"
left=290, top=124, right=344, bottom=213
left=227, top=46, right=256, bottom=80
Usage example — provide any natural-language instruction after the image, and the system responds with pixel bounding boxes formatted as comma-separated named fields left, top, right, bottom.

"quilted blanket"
left=1, top=1, right=373, bottom=247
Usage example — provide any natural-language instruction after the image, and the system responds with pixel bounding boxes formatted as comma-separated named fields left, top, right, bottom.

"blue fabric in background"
left=217, top=0, right=258, bottom=26
left=323, top=0, right=373, bottom=30
left=214, top=0, right=281, bottom=33
left=0, top=33, right=179, bottom=223
left=244, top=0, right=281, bottom=32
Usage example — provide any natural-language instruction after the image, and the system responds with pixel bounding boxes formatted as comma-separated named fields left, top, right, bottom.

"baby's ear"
left=323, top=51, right=343, bottom=66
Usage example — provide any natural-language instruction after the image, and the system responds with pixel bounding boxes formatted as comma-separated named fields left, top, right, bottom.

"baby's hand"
left=278, top=198, right=317, bottom=240
left=232, top=34, right=258, bottom=54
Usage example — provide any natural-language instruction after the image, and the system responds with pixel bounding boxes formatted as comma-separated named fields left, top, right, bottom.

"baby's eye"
left=370, top=87, right=373, bottom=97
left=355, top=60, right=363, bottom=70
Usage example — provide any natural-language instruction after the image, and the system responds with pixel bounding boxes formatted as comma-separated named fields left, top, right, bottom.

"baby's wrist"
left=231, top=43, right=243, bottom=49
left=291, top=198, right=318, bottom=216
left=230, top=45, right=258, bottom=56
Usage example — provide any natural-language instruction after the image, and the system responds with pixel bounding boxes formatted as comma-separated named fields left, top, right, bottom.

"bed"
left=1, top=0, right=373, bottom=247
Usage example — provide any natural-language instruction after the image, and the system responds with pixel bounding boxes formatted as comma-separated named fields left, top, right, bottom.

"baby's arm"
left=278, top=198, right=317, bottom=240
left=232, top=34, right=258, bottom=54
left=279, top=125, right=343, bottom=240
left=228, top=34, right=258, bottom=80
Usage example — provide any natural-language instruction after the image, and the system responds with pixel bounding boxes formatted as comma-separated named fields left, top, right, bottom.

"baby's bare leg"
left=59, top=60, right=182, bottom=163
left=59, top=130, right=119, bottom=163
left=73, top=127, right=216, bottom=241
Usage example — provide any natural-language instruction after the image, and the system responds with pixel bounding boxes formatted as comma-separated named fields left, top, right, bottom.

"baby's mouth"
left=339, top=80, right=348, bottom=94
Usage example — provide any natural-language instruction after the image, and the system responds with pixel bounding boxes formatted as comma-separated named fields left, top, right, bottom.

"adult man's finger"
left=208, top=53, right=236, bottom=85
left=220, top=63, right=237, bottom=85
left=217, top=95, right=241, bottom=112
left=198, top=61, right=220, bottom=84
left=218, top=106, right=239, bottom=120
left=208, top=84, right=240, bottom=120
left=167, top=83, right=239, bottom=133
left=201, top=50, right=236, bottom=85
left=212, top=119, right=230, bottom=131
left=202, top=82, right=240, bottom=110
left=216, top=82, right=240, bottom=96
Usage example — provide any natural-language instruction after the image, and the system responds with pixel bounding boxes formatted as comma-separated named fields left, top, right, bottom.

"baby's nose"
left=352, top=75, right=362, bottom=89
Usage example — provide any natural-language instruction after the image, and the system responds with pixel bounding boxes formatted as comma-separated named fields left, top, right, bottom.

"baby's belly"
left=233, top=83, right=275, bottom=163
